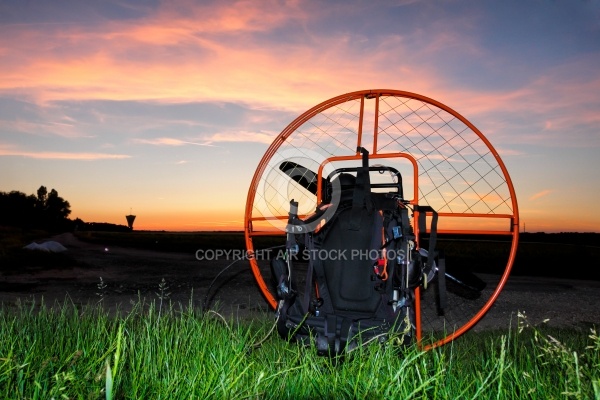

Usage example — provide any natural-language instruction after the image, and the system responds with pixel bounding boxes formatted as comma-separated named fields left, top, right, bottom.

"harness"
left=272, top=147, right=445, bottom=355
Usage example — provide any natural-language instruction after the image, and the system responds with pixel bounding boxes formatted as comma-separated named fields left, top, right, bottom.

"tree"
left=0, top=186, right=72, bottom=231
left=37, top=185, right=47, bottom=208
left=0, top=191, right=37, bottom=227
left=47, top=189, right=71, bottom=218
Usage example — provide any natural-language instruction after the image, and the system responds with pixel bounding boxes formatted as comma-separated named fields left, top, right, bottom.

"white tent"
left=23, top=241, right=67, bottom=253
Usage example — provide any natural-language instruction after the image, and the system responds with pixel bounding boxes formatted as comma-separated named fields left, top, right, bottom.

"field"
left=72, top=230, right=600, bottom=280
left=0, top=300, right=598, bottom=399
left=1, top=228, right=599, bottom=398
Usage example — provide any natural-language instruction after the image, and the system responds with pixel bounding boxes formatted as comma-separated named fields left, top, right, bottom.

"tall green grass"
left=1, top=300, right=598, bottom=399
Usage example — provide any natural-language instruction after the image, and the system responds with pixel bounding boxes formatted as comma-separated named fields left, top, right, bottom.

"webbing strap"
left=308, top=239, right=334, bottom=315
left=417, top=205, right=438, bottom=274
left=349, top=147, right=372, bottom=230
left=302, top=233, right=315, bottom=313
left=277, top=300, right=292, bottom=338
left=286, top=200, right=300, bottom=254
left=339, top=318, right=353, bottom=351
left=326, top=314, right=337, bottom=351
left=436, top=250, right=447, bottom=316
left=416, top=205, right=447, bottom=316
left=400, top=207, right=411, bottom=238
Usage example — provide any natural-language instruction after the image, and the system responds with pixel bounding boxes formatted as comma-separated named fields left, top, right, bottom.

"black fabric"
left=272, top=152, right=446, bottom=356
left=321, top=206, right=380, bottom=313
left=284, top=194, right=410, bottom=354
left=270, top=258, right=288, bottom=299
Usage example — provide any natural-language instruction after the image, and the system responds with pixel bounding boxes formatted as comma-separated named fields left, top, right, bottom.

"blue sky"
left=1, top=0, right=599, bottom=231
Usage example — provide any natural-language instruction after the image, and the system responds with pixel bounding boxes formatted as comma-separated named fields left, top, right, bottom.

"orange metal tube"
left=423, top=224, right=519, bottom=350
left=357, top=96, right=364, bottom=150
left=368, top=89, right=519, bottom=228
left=414, top=286, right=422, bottom=343
left=315, top=152, right=419, bottom=204
left=412, top=206, right=422, bottom=342
left=247, top=231, right=286, bottom=237
left=437, top=212, right=515, bottom=219
left=436, top=229, right=513, bottom=236
left=244, top=92, right=369, bottom=309
left=244, top=89, right=520, bottom=347
left=373, top=92, right=380, bottom=155
left=249, top=215, right=310, bottom=222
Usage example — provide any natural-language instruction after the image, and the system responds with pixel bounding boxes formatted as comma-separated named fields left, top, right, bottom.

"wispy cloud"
left=205, top=130, right=276, bottom=144
left=1, top=1, right=597, bottom=232
left=2, top=1, right=596, bottom=154
left=133, top=137, right=214, bottom=146
left=495, top=147, right=524, bottom=157
left=0, top=148, right=131, bottom=160
left=529, top=190, right=552, bottom=201
left=0, top=2, right=442, bottom=112
left=1, top=10, right=597, bottom=159
left=0, top=119, right=92, bottom=139
left=453, top=58, right=600, bottom=148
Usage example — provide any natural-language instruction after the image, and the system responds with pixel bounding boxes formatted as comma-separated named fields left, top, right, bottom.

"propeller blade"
left=279, top=161, right=324, bottom=195
left=444, top=269, right=487, bottom=300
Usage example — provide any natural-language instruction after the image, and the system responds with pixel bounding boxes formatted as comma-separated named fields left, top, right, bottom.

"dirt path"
left=1, top=233, right=598, bottom=332
left=0, top=233, right=268, bottom=318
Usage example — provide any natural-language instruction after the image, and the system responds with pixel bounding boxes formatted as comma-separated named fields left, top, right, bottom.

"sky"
left=1, top=0, right=599, bottom=232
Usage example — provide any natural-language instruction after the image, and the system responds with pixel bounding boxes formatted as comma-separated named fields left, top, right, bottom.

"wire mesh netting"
left=376, top=95, right=513, bottom=216
left=246, top=90, right=518, bottom=347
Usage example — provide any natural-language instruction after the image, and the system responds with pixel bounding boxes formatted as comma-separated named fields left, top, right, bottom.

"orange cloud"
left=78, top=208, right=246, bottom=231
left=1, top=1, right=597, bottom=153
left=529, top=190, right=552, bottom=201
left=451, top=59, right=600, bottom=146
left=206, top=130, right=276, bottom=144
left=0, top=119, right=92, bottom=139
left=0, top=145, right=130, bottom=160
left=133, top=137, right=214, bottom=146
left=0, top=2, right=441, bottom=112
left=123, top=0, right=307, bottom=42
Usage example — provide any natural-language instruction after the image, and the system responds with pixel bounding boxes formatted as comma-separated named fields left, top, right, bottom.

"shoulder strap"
left=349, top=147, right=373, bottom=230
left=285, top=199, right=302, bottom=254
left=416, top=205, right=438, bottom=274
left=436, top=250, right=447, bottom=315
left=416, top=205, right=446, bottom=315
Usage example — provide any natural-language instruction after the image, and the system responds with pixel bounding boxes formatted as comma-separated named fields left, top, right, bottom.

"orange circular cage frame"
left=244, top=89, right=519, bottom=349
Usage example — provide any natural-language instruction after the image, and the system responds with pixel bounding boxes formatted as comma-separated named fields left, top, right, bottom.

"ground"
left=1, top=233, right=598, bottom=333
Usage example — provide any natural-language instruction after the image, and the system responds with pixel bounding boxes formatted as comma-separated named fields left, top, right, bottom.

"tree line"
left=0, top=186, right=132, bottom=232
left=0, top=186, right=73, bottom=231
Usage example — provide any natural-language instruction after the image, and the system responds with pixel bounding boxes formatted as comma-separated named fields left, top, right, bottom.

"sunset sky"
left=1, top=0, right=599, bottom=232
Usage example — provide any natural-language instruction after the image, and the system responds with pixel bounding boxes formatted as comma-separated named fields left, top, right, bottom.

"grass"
left=1, top=228, right=599, bottom=397
left=0, top=299, right=598, bottom=399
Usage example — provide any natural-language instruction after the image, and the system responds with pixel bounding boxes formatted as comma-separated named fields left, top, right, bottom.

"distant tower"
left=126, top=209, right=136, bottom=230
